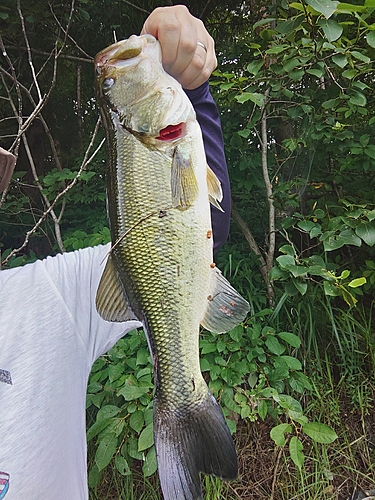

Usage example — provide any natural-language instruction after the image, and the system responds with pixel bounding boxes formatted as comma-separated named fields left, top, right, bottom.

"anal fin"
left=96, top=255, right=137, bottom=322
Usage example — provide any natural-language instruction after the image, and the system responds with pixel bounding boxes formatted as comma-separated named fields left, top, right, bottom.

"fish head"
left=94, top=35, right=194, bottom=141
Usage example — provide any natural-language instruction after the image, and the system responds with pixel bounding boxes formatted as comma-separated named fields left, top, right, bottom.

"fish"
left=94, top=34, right=250, bottom=500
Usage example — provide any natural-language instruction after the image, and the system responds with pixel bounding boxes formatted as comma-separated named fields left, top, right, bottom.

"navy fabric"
left=185, top=82, right=230, bottom=253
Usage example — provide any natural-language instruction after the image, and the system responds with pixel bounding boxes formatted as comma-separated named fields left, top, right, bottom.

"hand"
left=141, top=5, right=217, bottom=90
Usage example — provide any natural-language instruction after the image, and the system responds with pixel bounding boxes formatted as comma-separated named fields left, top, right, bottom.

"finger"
left=177, top=36, right=217, bottom=89
left=141, top=5, right=217, bottom=89
left=141, top=6, right=192, bottom=72
left=165, top=13, right=198, bottom=76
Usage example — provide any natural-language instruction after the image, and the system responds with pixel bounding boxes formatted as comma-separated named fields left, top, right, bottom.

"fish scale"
left=94, top=34, right=249, bottom=500
left=110, top=128, right=210, bottom=404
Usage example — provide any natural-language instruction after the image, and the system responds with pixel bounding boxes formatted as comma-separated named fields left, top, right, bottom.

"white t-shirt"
left=0, top=244, right=142, bottom=500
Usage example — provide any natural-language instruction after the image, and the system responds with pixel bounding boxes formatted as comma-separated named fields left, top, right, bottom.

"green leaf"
left=200, top=340, right=217, bottom=354
left=270, top=423, right=292, bottom=446
left=200, top=358, right=211, bottom=372
left=129, top=410, right=145, bottom=433
left=351, top=50, right=371, bottom=64
left=277, top=254, right=295, bottom=269
left=278, top=331, right=301, bottom=348
left=337, top=1, right=367, bottom=10
left=297, top=220, right=315, bottom=231
left=118, top=380, right=150, bottom=400
left=305, top=0, right=339, bottom=18
left=348, top=277, right=366, bottom=288
left=247, top=60, right=264, bottom=75
left=280, top=355, right=302, bottom=370
left=238, top=129, right=250, bottom=138
left=97, top=405, right=120, bottom=420
left=293, top=278, right=308, bottom=295
left=322, top=98, right=340, bottom=109
left=229, top=325, right=244, bottom=342
left=342, top=69, right=357, bottom=79
left=303, top=422, right=338, bottom=443
left=339, top=269, right=350, bottom=279
left=95, top=433, right=118, bottom=471
left=220, top=82, right=235, bottom=91
left=235, top=92, right=265, bottom=107
left=279, top=244, right=295, bottom=255
left=265, top=335, right=286, bottom=355
left=310, top=226, right=322, bottom=238
left=323, top=232, right=360, bottom=251
left=318, top=18, right=343, bottom=41
left=289, top=436, right=305, bottom=470
left=289, top=265, right=308, bottom=278
left=138, top=423, right=154, bottom=451
left=348, top=90, right=367, bottom=107
left=87, top=418, right=114, bottom=441
left=0, top=12, right=9, bottom=19
left=289, top=372, right=313, bottom=393
left=307, top=68, right=325, bottom=78
left=276, top=14, right=304, bottom=34
left=115, top=455, right=131, bottom=476
left=324, top=281, right=340, bottom=297
left=258, top=399, right=268, bottom=420
left=365, top=145, right=375, bottom=160
left=273, top=394, right=303, bottom=412
left=331, top=53, right=348, bottom=68
left=355, top=221, right=375, bottom=246
left=79, top=7, right=90, bottom=20
left=314, top=208, right=326, bottom=218
left=143, top=445, right=158, bottom=476
left=367, top=31, right=375, bottom=48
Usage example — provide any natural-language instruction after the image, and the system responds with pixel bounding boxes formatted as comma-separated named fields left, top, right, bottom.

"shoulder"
left=0, top=244, right=111, bottom=287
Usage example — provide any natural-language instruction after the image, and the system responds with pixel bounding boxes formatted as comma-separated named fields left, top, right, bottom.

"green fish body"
left=94, top=35, right=249, bottom=500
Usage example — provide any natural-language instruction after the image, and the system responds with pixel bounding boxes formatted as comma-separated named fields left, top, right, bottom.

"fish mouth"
left=94, top=34, right=156, bottom=74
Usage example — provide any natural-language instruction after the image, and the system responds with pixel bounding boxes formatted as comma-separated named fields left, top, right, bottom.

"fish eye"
left=102, top=78, right=115, bottom=91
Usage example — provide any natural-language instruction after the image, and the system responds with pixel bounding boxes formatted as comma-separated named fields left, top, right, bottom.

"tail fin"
left=154, top=391, right=237, bottom=500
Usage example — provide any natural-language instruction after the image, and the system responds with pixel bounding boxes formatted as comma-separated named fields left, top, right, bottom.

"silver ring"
left=197, top=41, right=207, bottom=52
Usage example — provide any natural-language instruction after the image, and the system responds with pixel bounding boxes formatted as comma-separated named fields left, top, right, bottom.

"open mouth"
left=156, top=123, right=186, bottom=141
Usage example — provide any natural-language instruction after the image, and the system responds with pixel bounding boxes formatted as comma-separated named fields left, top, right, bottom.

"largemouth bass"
left=94, top=35, right=249, bottom=500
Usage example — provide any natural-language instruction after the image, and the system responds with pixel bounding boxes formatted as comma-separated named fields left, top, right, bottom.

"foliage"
left=86, top=306, right=340, bottom=482
left=213, top=0, right=375, bottom=290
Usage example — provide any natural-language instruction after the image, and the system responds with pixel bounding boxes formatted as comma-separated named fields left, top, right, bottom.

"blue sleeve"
left=184, top=82, right=230, bottom=254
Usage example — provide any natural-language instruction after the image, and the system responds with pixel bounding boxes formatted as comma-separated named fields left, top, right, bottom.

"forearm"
left=184, top=82, right=230, bottom=253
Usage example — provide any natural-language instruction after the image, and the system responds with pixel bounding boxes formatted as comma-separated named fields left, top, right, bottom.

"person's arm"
left=185, top=83, right=230, bottom=253
left=142, top=5, right=230, bottom=252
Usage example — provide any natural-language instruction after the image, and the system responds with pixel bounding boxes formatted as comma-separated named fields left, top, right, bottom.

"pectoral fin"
left=206, top=165, right=224, bottom=212
left=96, top=255, right=137, bottom=322
left=201, top=267, right=250, bottom=334
left=171, top=147, right=199, bottom=210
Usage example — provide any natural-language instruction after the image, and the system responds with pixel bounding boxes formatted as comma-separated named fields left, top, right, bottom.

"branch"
left=261, top=89, right=276, bottom=276
left=231, top=202, right=274, bottom=304
left=17, top=0, right=42, bottom=101
left=1, top=119, right=105, bottom=266
left=4, top=45, right=92, bottom=64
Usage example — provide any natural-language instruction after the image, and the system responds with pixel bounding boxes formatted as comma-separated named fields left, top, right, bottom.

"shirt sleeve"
left=184, top=82, right=230, bottom=253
